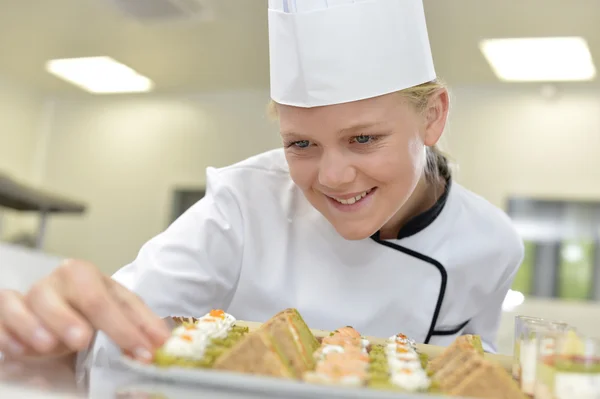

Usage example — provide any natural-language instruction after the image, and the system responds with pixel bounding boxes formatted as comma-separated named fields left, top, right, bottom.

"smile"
left=325, top=187, right=377, bottom=212
left=330, top=189, right=373, bottom=205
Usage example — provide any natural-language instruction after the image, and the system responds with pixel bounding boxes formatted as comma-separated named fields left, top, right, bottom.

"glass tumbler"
left=535, top=331, right=600, bottom=399
left=514, top=316, right=548, bottom=380
left=513, top=316, right=570, bottom=396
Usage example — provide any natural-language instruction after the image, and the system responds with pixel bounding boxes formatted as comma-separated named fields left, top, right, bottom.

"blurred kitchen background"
left=1, top=0, right=599, bottom=355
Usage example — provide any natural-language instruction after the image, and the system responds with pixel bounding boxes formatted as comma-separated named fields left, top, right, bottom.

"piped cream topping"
left=317, top=344, right=345, bottom=360
left=384, top=334, right=430, bottom=391
left=162, top=310, right=236, bottom=360
left=388, top=333, right=416, bottom=348
left=390, top=369, right=430, bottom=391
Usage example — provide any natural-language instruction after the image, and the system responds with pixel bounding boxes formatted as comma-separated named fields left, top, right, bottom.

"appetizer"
left=153, top=309, right=249, bottom=368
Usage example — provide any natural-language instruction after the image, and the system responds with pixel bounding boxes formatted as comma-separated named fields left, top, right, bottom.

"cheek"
left=285, top=156, right=315, bottom=190
left=370, top=140, right=425, bottom=184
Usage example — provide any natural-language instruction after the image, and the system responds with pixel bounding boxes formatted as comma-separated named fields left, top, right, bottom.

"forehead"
left=277, top=92, right=414, bottom=134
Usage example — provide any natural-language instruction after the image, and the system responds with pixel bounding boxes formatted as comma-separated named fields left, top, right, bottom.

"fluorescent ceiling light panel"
left=45, top=56, right=154, bottom=93
left=479, top=37, right=596, bottom=82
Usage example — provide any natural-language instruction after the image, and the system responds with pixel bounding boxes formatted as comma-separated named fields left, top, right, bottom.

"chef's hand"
left=0, top=259, right=170, bottom=363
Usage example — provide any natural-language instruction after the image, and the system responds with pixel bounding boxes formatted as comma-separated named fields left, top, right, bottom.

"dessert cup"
left=513, top=316, right=570, bottom=396
left=535, top=330, right=600, bottom=399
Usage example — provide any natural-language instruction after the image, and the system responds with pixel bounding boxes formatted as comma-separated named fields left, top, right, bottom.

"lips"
left=327, top=188, right=374, bottom=205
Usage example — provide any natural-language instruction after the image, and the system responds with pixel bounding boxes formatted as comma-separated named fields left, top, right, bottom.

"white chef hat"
left=268, top=0, right=437, bottom=108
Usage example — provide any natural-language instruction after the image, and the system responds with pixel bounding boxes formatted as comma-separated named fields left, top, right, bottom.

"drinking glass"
left=513, top=316, right=570, bottom=396
left=514, top=316, right=548, bottom=380
left=535, top=331, right=600, bottom=399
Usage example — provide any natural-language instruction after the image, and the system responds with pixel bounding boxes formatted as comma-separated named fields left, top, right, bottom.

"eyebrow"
left=281, top=122, right=386, bottom=138
left=338, top=122, right=386, bottom=135
left=280, top=131, right=306, bottom=140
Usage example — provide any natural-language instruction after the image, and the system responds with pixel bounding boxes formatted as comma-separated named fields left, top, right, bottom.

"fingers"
left=26, top=280, right=93, bottom=352
left=0, top=290, right=74, bottom=359
left=108, top=280, right=170, bottom=347
left=58, top=261, right=156, bottom=362
left=0, top=290, right=53, bottom=356
left=0, top=321, right=27, bottom=358
left=0, top=259, right=168, bottom=363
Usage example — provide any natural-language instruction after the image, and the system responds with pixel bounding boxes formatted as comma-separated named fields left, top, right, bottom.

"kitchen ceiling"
left=0, top=0, right=597, bottom=95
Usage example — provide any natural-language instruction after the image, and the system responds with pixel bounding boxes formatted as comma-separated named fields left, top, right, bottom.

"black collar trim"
left=372, top=177, right=452, bottom=241
left=368, top=236, right=447, bottom=344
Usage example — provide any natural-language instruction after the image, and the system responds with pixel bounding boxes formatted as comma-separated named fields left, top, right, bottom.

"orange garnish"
left=185, top=325, right=197, bottom=330
left=181, top=334, right=193, bottom=342
left=210, top=309, right=225, bottom=318
left=401, top=368, right=413, bottom=374
left=396, top=347, right=409, bottom=353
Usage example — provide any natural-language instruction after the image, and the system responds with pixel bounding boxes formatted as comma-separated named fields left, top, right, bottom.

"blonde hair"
left=399, top=79, right=452, bottom=185
left=267, top=79, right=452, bottom=185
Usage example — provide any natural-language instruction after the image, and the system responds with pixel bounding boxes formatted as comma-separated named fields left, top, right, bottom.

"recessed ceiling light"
left=479, top=37, right=596, bottom=82
left=45, top=56, right=154, bottom=94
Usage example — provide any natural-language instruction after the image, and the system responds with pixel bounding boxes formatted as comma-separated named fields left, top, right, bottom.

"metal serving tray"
left=117, top=356, right=453, bottom=399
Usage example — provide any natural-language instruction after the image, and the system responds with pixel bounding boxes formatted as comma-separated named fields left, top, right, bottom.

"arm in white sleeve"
left=111, top=166, right=245, bottom=316
left=76, top=167, right=245, bottom=387
left=463, top=240, right=525, bottom=354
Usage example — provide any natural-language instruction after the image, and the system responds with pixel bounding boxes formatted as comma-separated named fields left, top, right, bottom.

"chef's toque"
left=268, top=0, right=437, bottom=108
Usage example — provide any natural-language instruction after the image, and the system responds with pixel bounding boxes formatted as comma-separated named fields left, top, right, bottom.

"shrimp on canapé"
left=305, top=326, right=370, bottom=386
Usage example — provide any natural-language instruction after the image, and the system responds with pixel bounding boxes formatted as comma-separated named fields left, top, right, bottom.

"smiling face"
left=278, top=90, right=448, bottom=240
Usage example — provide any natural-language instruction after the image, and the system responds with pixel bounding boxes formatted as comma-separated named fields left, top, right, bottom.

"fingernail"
left=65, top=327, right=86, bottom=347
left=133, top=347, right=153, bottom=363
left=33, top=327, right=54, bottom=346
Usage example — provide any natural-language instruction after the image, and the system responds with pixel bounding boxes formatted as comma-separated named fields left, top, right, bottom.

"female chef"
left=0, top=0, right=523, bottom=367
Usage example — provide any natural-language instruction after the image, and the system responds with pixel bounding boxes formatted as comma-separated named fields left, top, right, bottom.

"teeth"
left=332, top=189, right=372, bottom=205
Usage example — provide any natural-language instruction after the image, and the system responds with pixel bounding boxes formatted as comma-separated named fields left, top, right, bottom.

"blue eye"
left=293, top=140, right=310, bottom=148
left=353, top=135, right=372, bottom=144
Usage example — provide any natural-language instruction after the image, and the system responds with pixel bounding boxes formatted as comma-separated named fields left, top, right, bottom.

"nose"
left=318, top=149, right=356, bottom=189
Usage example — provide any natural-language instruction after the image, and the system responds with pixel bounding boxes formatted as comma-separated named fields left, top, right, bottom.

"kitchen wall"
left=0, top=78, right=47, bottom=241
left=40, top=90, right=281, bottom=272
left=33, top=84, right=600, bottom=274
left=444, top=84, right=600, bottom=209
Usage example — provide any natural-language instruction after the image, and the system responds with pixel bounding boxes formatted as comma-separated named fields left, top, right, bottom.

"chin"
left=330, top=222, right=380, bottom=241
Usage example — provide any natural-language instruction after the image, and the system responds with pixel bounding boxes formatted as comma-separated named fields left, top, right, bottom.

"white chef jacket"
left=84, top=148, right=523, bottom=378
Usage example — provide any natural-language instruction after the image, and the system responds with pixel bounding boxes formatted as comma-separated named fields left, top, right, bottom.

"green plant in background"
left=511, top=241, right=536, bottom=295
left=558, top=240, right=594, bottom=301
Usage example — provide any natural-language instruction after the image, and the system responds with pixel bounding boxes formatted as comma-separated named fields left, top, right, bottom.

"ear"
left=422, top=88, right=449, bottom=147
